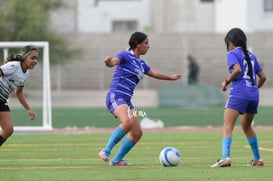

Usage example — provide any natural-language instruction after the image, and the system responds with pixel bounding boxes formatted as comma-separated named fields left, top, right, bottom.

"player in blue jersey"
left=0, top=45, right=38, bottom=147
left=211, top=28, right=266, bottom=168
left=98, top=32, right=182, bottom=166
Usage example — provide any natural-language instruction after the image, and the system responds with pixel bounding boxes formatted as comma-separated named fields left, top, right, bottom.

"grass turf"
left=0, top=130, right=272, bottom=181
left=4, top=106, right=272, bottom=180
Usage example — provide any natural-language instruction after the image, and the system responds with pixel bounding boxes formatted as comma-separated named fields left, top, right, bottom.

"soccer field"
left=0, top=130, right=272, bottom=181
left=2, top=106, right=272, bottom=180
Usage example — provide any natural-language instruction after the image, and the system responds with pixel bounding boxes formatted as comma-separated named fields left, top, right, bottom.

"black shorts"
left=0, top=100, right=10, bottom=112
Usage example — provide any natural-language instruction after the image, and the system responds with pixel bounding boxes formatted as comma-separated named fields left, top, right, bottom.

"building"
left=51, top=0, right=273, bottom=34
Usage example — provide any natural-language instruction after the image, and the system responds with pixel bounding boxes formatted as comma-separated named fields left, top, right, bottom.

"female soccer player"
left=211, top=28, right=266, bottom=167
left=0, top=45, right=38, bottom=147
left=99, top=32, right=182, bottom=166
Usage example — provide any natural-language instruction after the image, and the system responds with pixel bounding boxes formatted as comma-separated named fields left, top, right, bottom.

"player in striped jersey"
left=0, top=45, right=38, bottom=147
left=99, top=32, right=181, bottom=166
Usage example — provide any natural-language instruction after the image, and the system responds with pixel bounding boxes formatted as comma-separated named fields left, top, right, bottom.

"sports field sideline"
left=15, top=125, right=273, bottom=135
left=11, top=106, right=273, bottom=130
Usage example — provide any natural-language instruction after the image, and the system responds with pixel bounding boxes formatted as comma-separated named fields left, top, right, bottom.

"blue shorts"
left=106, top=92, right=134, bottom=115
left=225, top=97, right=258, bottom=114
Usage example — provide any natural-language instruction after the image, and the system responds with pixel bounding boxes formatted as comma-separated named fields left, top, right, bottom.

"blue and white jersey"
left=227, top=47, right=262, bottom=101
left=108, top=50, right=151, bottom=100
left=0, top=61, right=29, bottom=101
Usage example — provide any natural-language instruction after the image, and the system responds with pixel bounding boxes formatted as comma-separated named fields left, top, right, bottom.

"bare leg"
left=0, top=112, right=14, bottom=146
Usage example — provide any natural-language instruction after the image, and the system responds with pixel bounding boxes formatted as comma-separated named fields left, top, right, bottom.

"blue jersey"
left=108, top=50, right=151, bottom=100
left=227, top=47, right=262, bottom=101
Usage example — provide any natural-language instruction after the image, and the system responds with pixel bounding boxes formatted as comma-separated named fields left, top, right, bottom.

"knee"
left=0, top=127, right=13, bottom=147
left=131, top=130, right=143, bottom=141
left=121, top=119, right=134, bottom=132
left=241, top=124, right=252, bottom=134
left=2, top=127, right=14, bottom=138
left=8, top=127, right=14, bottom=137
left=240, top=121, right=251, bottom=132
left=241, top=124, right=247, bottom=132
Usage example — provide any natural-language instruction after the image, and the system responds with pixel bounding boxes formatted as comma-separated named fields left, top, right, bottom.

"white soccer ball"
left=159, top=147, right=181, bottom=167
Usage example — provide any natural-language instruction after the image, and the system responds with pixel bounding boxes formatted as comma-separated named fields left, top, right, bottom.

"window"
left=264, top=0, right=273, bottom=11
left=94, top=0, right=140, bottom=6
left=112, top=20, right=138, bottom=32
left=200, top=0, right=214, bottom=2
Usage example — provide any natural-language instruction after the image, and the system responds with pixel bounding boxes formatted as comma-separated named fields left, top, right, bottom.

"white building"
left=215, top=0, right=273, bottom=33
left=77, top=0, right=151, bottom=33
left=51, top=0, right=273, bottom=33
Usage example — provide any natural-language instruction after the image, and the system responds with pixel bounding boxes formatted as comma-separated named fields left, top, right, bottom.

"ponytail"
left=242, top=48, right=255, bottom=86
left=6, top=54, right=23, bottom=63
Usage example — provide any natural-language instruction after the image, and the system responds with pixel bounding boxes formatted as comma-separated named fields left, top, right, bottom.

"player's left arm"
left=15, top=87, right=36, bottom=120
left=147, top=69, right=181, bottom=80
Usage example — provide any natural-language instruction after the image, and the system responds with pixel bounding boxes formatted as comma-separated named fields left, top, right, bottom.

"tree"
left=0, top=0, right=78, bottom=64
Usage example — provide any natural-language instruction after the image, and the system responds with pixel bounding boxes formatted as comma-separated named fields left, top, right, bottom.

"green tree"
left=0, top=0, right=78, bottom=64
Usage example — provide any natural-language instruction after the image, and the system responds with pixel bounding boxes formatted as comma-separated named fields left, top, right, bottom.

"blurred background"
left=1, top=0, right=272, bottom=125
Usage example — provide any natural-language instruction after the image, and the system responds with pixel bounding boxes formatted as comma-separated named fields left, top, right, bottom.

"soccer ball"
left=159, top=147, right=181, bottom=167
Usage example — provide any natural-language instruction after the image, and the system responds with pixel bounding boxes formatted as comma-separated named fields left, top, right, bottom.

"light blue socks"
left=104, top=126, right=126, bottom=155
left=111, top=137, right=135, bottom=163
left=248, top=136, right=261, bottom=160
left=222, top=136, right=261, bottom=161
left=222, top=137, right=232, bottom=159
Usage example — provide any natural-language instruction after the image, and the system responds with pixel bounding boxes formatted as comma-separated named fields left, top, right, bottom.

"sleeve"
left=227, top=52, right=239, bottom=73
left=116, top=51, right=127, bottom=64
left=0, top=62, right=17, bottom=76
left=141, top=61, right=151, bottom=74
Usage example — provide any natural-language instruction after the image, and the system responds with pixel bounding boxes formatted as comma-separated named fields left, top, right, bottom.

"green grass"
left=4, top=106, right=272, bottom=180
left=11, top=106, right=273, bottom=128
left=0, top=130, right=272, bottom=181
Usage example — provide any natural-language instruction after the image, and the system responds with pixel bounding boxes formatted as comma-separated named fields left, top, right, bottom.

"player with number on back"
left=211, top=28, right=267, bottom=168
left=0, top=45, right=38, bottom=147
left=98, top=31, right=181, bottom=166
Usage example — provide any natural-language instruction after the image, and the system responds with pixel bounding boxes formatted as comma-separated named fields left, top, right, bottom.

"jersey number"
left=243, top=60, right=255, bottom=87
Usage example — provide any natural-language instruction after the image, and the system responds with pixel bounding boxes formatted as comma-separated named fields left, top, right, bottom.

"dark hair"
left=224, top=28, right=254, bottom=85
left=6, top=45, right=37, bottom=63
left=128, top=32, right=147, bottom=50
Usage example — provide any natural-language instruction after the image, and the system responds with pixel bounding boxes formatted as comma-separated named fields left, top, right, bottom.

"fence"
left=18, top=32, right=273, bottom=91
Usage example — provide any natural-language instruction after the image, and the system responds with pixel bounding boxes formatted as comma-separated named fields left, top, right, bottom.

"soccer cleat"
left=211, top=158, right=231, bottom=168
left=247, top=159, right=264, bottom=167
left=98, top=149, right=110, bottom=162
left=110, top=160, right=132, bottom=166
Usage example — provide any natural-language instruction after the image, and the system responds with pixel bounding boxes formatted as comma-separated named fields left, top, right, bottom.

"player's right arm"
left=104, top=56, right=120, bottom=67
left=257, top=71, right=266, bottom=88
